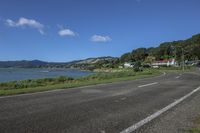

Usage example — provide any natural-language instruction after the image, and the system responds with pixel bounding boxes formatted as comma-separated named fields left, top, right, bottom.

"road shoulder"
left=137, top=91, right=200, bottom=133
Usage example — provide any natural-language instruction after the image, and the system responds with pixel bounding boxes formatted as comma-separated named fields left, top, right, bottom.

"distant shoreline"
left=0, top=69, right=161, bottom=96
left=0, top=68, right=94, bottom=83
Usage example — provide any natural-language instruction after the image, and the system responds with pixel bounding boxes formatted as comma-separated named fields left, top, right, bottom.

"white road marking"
left=121, top=97, right=127, bottom=100
left=176, top=74, right=182, bottom=79
left=138, top=82, right=158, bottom=88
left=120, top=86, right=200, bottom=133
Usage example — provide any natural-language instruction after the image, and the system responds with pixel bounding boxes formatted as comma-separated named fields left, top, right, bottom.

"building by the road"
left=152, top=59, right=177, bottom=67
left=123, top=62, right=135, bottom=68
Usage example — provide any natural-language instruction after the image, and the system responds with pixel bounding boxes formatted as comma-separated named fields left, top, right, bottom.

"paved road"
left=0, top=70, right=200, bottom=133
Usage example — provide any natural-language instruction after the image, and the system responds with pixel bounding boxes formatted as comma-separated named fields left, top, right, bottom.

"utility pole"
left=182, top=47, right=185, bottom=71
left=174, top=47, right=177, bottom=67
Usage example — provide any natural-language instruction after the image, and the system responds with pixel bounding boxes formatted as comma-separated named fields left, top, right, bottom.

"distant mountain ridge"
left=71, top=57, right=116, bottom=64
left=0, top=60, right=48, bottom=68
left=0, top=56, right=117, bottom=68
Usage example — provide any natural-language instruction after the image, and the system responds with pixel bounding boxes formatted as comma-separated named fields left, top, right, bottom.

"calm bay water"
left=0, top=68, right=94, bottom=83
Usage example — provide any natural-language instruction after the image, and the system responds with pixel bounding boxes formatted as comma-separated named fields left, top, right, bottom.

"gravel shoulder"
left=137, top=89, right=200, bottom=133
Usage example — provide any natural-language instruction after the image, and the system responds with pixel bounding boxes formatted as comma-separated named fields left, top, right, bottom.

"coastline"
left=0, top=68, right=94, bottom=83
left=0, top=69, right=161, bottom=96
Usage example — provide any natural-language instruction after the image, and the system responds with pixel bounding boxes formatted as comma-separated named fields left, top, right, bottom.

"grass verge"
left=0, top=69, right=161, bottom=96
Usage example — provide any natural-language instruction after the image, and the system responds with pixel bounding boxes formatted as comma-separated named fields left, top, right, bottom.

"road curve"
left=0, top=71, right=200, bottom=133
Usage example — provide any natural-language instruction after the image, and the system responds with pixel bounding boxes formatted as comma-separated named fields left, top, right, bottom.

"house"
left=152, top=59, right=177, bottom=67
left=186, top=60, right=200, bottom=66
left=124, top=62, right=135, bottom=68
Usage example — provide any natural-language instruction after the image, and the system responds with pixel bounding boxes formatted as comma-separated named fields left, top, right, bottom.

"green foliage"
left=0, top=76, right=75, bottom=90
left=94, top=58, right=120, bottom=69
left=189, top=116, right=200, bottom=133
left=133, top=61, right=143, bottom=72
left=120, top=52, right=132, bottom=63
left=143, top=56, right=156, bottom=64
left=119, top=34, right=200, bottom=63
left=132, top=48, right=148, bottom=62
left=189, top=129, right=200, bottom=133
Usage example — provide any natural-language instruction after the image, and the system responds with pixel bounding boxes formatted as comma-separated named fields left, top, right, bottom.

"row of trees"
left=120, top=33, right=200, bottom=64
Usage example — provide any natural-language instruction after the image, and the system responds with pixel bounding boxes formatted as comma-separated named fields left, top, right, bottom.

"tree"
left=143, top=56, right=156, bottom=64
left=133, top=61, right=142, bottom=72
left=131, top=48, right=148, bottom=62
left=120, top=52, right=132, bottom=63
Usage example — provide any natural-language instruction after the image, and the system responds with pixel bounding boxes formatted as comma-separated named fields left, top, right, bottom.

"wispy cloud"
left=58, top=28, right=76, bottom=37
left=90, top=35, right=111, bottom=43
left=5, top=17, right=44, bottom=34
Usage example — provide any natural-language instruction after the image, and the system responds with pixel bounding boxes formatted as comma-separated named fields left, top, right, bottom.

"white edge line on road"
left=120, top=86, right=200, bottom=133
left=138, top=82, right=158, bottom=88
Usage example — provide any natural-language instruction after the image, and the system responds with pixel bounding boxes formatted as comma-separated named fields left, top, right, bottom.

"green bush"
left=0, top=76, right=75, bottom=90
left=133, top=62, right=143, bottom=72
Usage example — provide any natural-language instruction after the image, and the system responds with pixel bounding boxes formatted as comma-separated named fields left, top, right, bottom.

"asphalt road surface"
left=0, top=70, right=200, bottom=133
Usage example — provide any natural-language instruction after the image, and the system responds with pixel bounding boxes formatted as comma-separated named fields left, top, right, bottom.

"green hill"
left=120, top=33, right=200, bottom=63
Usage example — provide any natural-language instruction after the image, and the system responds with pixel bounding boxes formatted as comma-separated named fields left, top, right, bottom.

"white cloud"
left=90, top=35, right=111, bottom=43
left=6, top=19, right=16, bottom=27
left=58, top=29, right=76, bottom=37
left=5, top=17, right=44, bottom=34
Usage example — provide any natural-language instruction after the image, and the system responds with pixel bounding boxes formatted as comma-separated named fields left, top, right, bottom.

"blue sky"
left=0, top=0, right=200, bottom=62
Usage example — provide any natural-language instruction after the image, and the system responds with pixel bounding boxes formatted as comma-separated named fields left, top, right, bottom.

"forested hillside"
left=120, top=33, right=200, bottom=63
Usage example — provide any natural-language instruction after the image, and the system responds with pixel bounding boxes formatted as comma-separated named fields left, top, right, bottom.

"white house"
left=124, top=62, right=134, bottom=68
